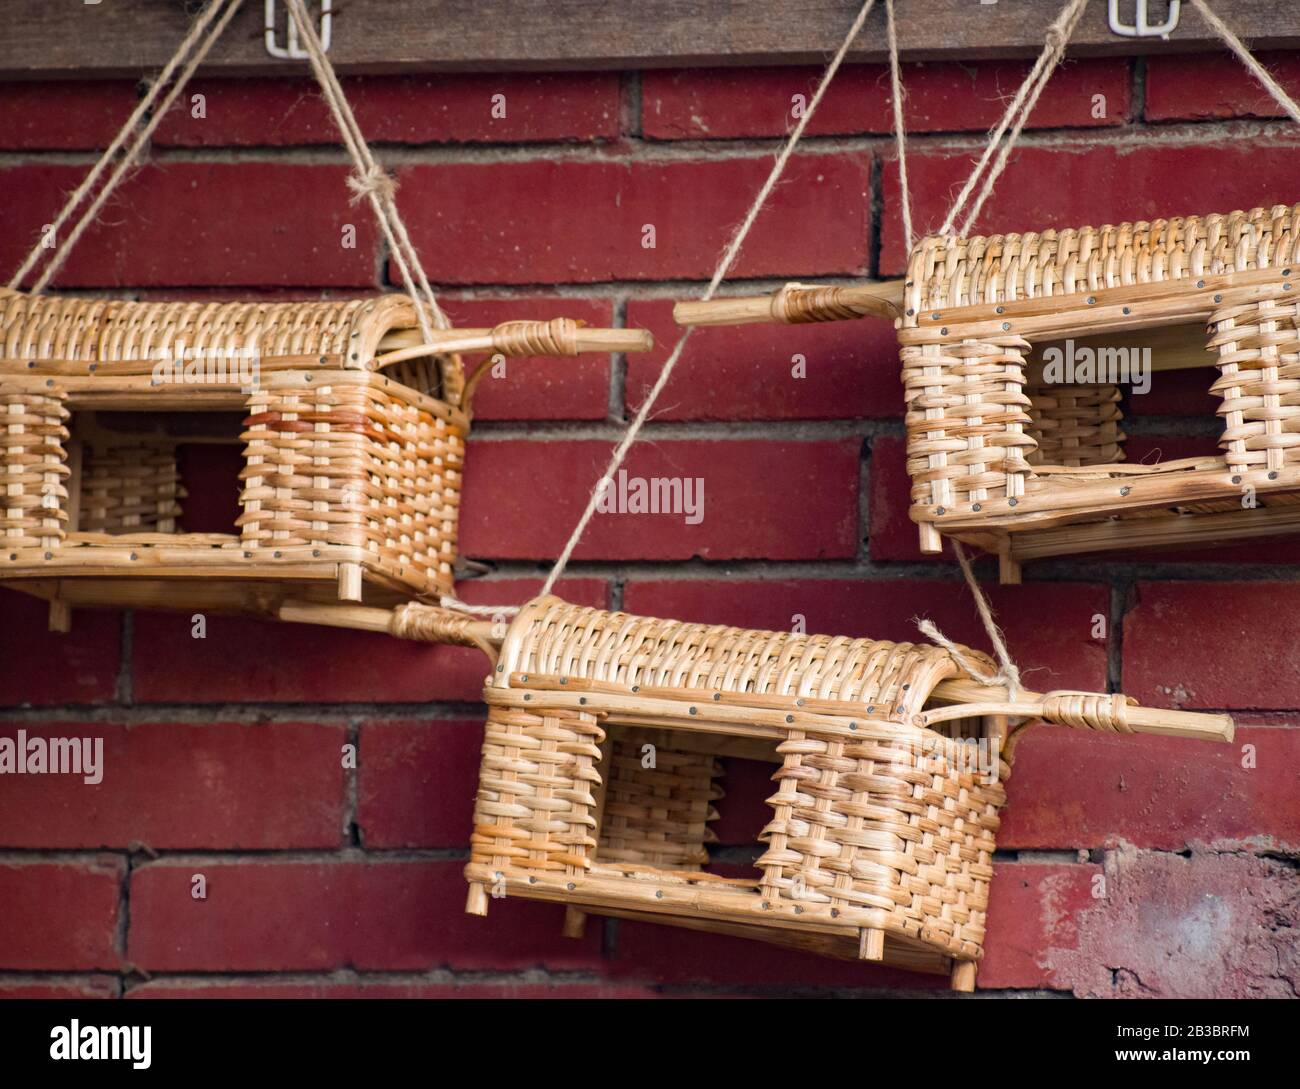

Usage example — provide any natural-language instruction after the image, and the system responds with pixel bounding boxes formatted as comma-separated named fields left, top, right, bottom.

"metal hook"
left=264, top=0, right=333, bottom=60
left=1108, top=0, right=1181, bottom=40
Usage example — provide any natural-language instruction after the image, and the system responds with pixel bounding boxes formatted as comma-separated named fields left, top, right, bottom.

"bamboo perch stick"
left=376, top=324, right=653, bottom=365
left=673, top=280, right=906, bottom=327
left=276, top=601, right=1232, bottom=744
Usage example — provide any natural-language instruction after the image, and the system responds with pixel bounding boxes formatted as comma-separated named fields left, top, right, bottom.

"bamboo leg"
left=858, top=927, right=884, bottom=962
left=337, top=562, right=362, bottom=602
left=48, top=600, right=72, bottom=633
left=562, top=905, right=588, bottom=939
left=950, top=960, right=977, bottom=993
left=465, top=881, right=489, bottom=917
left=998, top=550, right=1021, bottom=585
left=918, top=523, right=942, bottom=553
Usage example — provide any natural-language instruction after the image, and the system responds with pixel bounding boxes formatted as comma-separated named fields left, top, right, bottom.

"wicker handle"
left=278, top=600, right=499, bottom=660
left=922, top=682, right=1234, bottom=744
left=674, top=280, right=905, bottom=327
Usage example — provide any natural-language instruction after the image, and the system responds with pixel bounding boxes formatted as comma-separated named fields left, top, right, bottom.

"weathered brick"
left=152, top=73, right=621, bottom=146
left=622, top=578, right=1109, bottom=692
left=1038, top=848, right=1300, bottom=998
left=1124, top=582, right=1300, bottom=709
left=0, top=860, right=123, bottom=970
left=394, top=154, right=870, bottom=284
left=0, top=976, right=117, bottom=999
left=0, top=590, right=122, bottom=708
left=1146, top=53, right=1300, bottom=122
left=1001, top=722, right=1300, bottom=851
left=0, top=163, right=378, bottom=288
left=881, top=141, right=1300, bottom=274
left=978, top=861, right=1100, bottom=990
left=642, top=59, right=1128, bottom=139
left=357, top=719, right=482, bottom=848
left=130, top=578, right=606, bottom=704
left=128, top=860, right=601, bottom=972
left=462, top=439, right=860, bottom=561
left=0, top=722, right=346, bottom=849
left=624, top=299, right=902, bottom=420
left=0, top=81, right=140, bottom=149
left=127, top=980, right=656, bottom=999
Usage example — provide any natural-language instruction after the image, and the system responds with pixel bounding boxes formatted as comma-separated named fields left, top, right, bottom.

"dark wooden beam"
left=1, top=0, right=1297, bottom=80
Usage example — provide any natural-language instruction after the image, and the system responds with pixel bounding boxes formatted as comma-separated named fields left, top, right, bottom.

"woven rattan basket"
left=900, top=202, right=1300, bottom=581
left=462, top=595, right=1232, bottom=991
left=0, top=290, right=648, bottom=630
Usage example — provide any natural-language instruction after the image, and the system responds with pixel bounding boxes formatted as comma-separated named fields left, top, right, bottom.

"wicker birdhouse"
left=462, top=595, right=1231, bottom=991
left=900, top=203, right=1300, bottom=581
left=0, top=290, right=649, bottom=630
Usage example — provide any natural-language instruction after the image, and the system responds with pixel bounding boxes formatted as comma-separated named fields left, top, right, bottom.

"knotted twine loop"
left=916, top=541, right=1022, bottom=701
left=346, top=164, right=399, bottom=205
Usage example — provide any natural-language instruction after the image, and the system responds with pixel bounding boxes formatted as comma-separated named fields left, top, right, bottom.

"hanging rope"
left=537, top=0, right=880, bottom=598
left=9, top=0, right=242, bottom=293
left=917, top=542, right=1022, bottom=700
left=1191, top=0, right=1300, bottom=125
left=940, top=0, right=1088, bottom=237
left=884, top=0, right=914, bottom=251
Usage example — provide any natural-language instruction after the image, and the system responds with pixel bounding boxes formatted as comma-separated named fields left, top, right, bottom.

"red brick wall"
left=2, top=56, right=1298, bottom=999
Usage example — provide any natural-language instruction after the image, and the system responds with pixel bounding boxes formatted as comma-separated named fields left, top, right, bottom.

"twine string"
left=1191, top=0, right=1300, bottom=125
left=10, top=0, right=243, bottom=294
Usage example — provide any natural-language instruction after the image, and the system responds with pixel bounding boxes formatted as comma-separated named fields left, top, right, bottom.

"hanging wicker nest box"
left=460, top=595, right=1232, bottom=992
left=0, top=289, right=650, bottom=629
left=676, top=202, right=1300, bottom=581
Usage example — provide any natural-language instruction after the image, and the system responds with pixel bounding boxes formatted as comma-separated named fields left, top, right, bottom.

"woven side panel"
left=80, top=445, right=185, bottom=533
left=597, top=732, right=722, bottom=869
left=237, top=381, right=463, bottom=595
left=1025, top=382, right=1125, bottom=467
left=903, top=335, right=1036, bottom=510
left=756, top=727, right=1005, bottom=959
left=470, top=704, right=605, bottom=877
left=1, top=384, right=69, bottom=550
left=1209, top=291, right=1300, bottom=475
left=358, top=383, right=463, bottom=597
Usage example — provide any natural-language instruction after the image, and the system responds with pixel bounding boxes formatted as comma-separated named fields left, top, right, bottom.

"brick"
left=152, top=73, right=621, bottom=146
left=0, top=589, right=122, bottom=708
left=622, top=578, right=1109, bottom=692
left=462, top=439, right=860, bottom=561
left=1038, top=848, right=1300, bottom=998
left=128, top=980, right=657, bottom=999
left=357, top=719, right=482, bottom=848
left=128, top=860, right=601, bottom=972
left=711, top=757, right=778, bottom=847
left=642, top=59, right=1128, bottom=139
left=131, top=578, right=606, bottom=704
left=1001, top=723, right=1300, bottom=851
left=881, top=141, right=1300, bottom=274
left=624, top=299, right=902, bottom=420
left=0, top=722, right=345, bottom=849
left=611, top=918, right=947, bottom=989
left=0, top=163, right=378, bottom=288
left=866, top=434, right=932, bottom=563
left=1126, top=366, right=1218, bottom=418
left=394, top=154, right=871, bottom=284
left=0, top=81, right=141, bottom=149
left=177, top=443, right=244, bottom=534
left=1124, top=582, right=1300, bottom=709
left=0, top=976, right=116, bottom=999
left=0, top=860, right=123, bottom=970
left=441, top=296, right=613, bottom=421
left=1146, top=53, right=1300, bottom=122
left=978, top=861, right=1100, bottom=990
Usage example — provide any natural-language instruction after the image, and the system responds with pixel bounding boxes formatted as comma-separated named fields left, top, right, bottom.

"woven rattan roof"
left=0, top=289, right=416, bottom=368
left=904, top=203, right=1300, bottom=318
left=494, top=595, right=994, bottom=715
